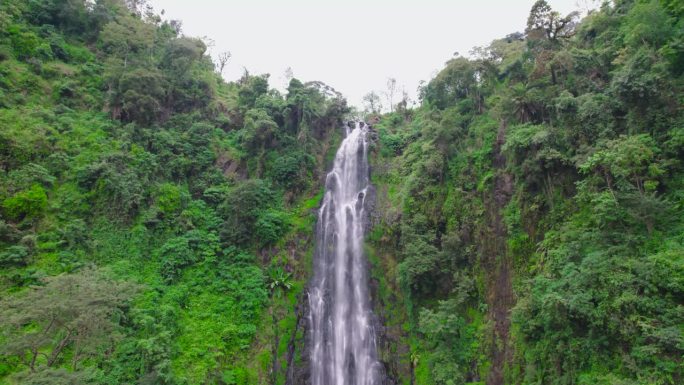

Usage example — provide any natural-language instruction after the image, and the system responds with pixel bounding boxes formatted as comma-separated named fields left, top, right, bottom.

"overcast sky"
left=148, top=0, right=592, bottom=109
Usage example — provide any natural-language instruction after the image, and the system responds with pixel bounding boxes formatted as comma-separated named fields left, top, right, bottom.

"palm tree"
left=268, top=267, right=292, bottom=297
left=510, top=83, right=541, bottom=123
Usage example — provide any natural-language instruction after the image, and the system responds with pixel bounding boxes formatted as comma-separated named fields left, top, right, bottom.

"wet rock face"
left=363, top=185, right=377, bottom=234
left=364, top=184, right=400, bottom=385
left=286, top=295, right=312, bottom=385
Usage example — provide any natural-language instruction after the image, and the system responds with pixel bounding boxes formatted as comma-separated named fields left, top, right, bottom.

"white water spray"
left=308, top=122, right=383, bottom=385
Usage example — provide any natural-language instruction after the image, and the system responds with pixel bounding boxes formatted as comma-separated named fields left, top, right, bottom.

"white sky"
left=148, top=0, right=592, bottom=109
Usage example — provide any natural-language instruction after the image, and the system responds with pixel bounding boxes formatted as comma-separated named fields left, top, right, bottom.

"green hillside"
left=367, top=1, right=683, bottom=384
left=0, top=1, right=682, bottom=385
left=0, top=1, right=348, bottom=383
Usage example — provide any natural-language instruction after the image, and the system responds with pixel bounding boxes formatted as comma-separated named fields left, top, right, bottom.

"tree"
left=283, top=67, right=294, bottom=83
left=268, top=266, right=292, bottom=298
left=240, top=108, right=279, bottom=154
left=579, top=134, right=666, bottom=234
left=0, top=268, right=139, bottom=374
left=396, top=88, right=409, bottom=115
left=418, top=291, right=479, bottom=385
left=422, top=57, right=477, bottom=110
left=11, top=367, right=99, bottom=385
left=285, top=78, right=325, bottom=136
left=238, top=74, right=270, bottom=109
left=160, top=37, right=206, bottom=76
left=216, top=51, right=231, bottom=75
left=77, top=152, right=154, bottom=219
left=526, top=0, right=579, bottom=43
left=580, top=135, right=664, bottom=198
left=621, top=1, right=675, bottom=49
left=100, top=15, right=155, bottom=67
left=363, top=91, right=382, bottom=114
left=385, top=77, right=397, bottom=112
left=219, top=179, right=278, bottom=246
left=124, top=0, right=151, bottom=17
left=504, top=82, right=544, bottom=123
left=119, top=67, right=166, bottom=124
left=160, top=37, right=214, bottom=113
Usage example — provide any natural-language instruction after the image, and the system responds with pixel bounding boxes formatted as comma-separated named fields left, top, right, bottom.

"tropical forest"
left=0, top=0, right=682, bottom=384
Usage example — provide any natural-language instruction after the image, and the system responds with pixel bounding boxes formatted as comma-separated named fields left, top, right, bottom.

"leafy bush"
left=158, top=230, right=220, bottom=282
left=2, top=184, right=48, bottom=220
left=268, top=151, right=315, bottom=190
left=219, top=179, right=280, bottom=245
left=254, top=209, right=290, bottom=246
left=0, top=245, right=29, bottom=266
left=155, top=183, right=184, bottom=214
left=7, top=24, right=41, bottom=60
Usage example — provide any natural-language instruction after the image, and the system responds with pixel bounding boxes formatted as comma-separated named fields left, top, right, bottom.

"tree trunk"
left=47, top=329, right=73, bottom=367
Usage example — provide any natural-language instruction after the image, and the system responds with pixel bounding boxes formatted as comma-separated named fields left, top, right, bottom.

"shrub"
left=2, top=184, right=48, bottom=221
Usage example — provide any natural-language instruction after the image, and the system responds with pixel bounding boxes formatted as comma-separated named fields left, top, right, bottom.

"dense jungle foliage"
left=0, top=0, right=348, bottom=383
left=1, top=0, right=683, bottom=384
left=367, top=0, right=683, bottom=384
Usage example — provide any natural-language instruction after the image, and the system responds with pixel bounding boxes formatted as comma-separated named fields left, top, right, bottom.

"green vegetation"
left=367, top=1, right=683, bottom=384
left=0, top=1, right=347, bottom=383
left=1, top=0, right=682, bottom=384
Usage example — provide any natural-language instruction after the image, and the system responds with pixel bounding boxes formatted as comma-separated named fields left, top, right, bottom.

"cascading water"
left=308, top=122, right=383, bottom=385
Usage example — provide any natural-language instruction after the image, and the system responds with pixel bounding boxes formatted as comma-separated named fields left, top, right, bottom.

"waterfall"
left=308, top=122, right=383, bottom=385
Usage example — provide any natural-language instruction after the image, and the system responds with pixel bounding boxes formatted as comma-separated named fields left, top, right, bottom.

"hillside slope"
left=0, top=1, right=348, bottom=383
left=367, top=1, right=683, bottom=384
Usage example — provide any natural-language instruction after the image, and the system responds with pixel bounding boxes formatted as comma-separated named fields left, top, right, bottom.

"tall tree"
left=0, top=268, right=139, bottom=375
left=385, top=77, right=397, bottom=113
left=363, top=91, right=382, bottom=114
left=216, top=51, right=231, bottom=75
left=526, top=0, right=579, bottom=43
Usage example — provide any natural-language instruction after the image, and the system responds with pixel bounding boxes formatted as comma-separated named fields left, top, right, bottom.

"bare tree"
left=216, top=51, right=232, bottom=75
left=282, top=67, right=294, bottom=88
left=284, top=67, right=294, bottom=82
left=201, top=36, right=215, bottom=49
left=396, top=87, right=410, bottom=116
left=575, top=0, right=601, bottom=14
left=385, top=77, right=397, bottom=113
